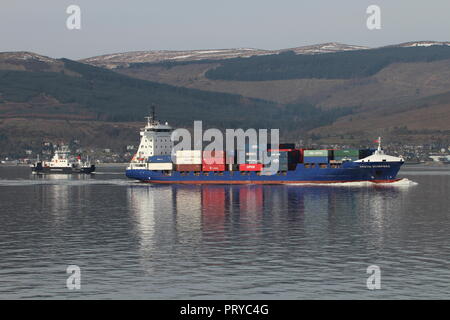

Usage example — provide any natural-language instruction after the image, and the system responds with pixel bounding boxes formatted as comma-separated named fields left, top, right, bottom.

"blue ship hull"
left=126, top=161, right=403, bottom=184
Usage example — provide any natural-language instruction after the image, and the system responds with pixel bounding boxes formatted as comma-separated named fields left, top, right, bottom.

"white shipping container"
left=146, top=163, right=173, bottom=170
left=176, top=155, right=202, bottom=159
left=176, top=150, right=202, bottom=158
left=175, top=158, right=202, bottom=165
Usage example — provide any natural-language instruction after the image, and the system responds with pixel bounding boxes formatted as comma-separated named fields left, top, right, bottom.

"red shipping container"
left=176, top=164, right=202, bottom=171
left=202, top=164, right=226, bottom=171
left=296, top=148, right=305, bottom=163
left=203, top=150, right=225, bottom=157
left=202, top=150, right=226, bottom=165
left=239, top=164, right=263, bottom=171
left=202, top=158, right=226, bottom=165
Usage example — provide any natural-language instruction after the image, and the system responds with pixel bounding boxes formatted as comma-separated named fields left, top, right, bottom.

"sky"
left=0, top=0, right=449, bottom=59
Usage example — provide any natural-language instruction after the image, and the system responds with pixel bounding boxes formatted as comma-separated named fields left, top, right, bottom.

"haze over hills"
left=1, top=41, right=450, bottom=157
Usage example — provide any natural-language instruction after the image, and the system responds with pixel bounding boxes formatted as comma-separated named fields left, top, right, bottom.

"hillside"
left=0, top=52, right=350, bottom=157
left=204, top=46, right=450, bottom=81
left=111, top=44, right=450, bottom=107
left=309, top=90, right=450, bottom=145
left=81, top=43, right=369, bottom=69
left=0, top=53, right=282, bottom=125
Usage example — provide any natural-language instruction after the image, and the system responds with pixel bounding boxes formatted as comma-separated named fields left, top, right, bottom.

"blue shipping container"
left=148, top=155, right=173, bottom=163
left=303, top=156, right=329, bottom=163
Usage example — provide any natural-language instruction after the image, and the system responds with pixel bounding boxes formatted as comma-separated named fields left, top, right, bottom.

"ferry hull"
left=126, top=162, right=403, bottom=184
left=32, top=164, right=96, bottom=174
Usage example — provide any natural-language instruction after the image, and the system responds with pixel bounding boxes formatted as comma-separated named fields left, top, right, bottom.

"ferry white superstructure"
left=31, top=145, right=95, bottom=174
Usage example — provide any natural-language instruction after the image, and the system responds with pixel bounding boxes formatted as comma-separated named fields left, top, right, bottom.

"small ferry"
left=31, top=145, right=95, bottom=174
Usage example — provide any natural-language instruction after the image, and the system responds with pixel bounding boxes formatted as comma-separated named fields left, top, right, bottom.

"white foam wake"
left=288, top=178, right=418, bottom=187
left=379, top=178, right=418, bottom=186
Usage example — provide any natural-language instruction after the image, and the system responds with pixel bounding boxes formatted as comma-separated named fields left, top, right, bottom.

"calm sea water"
left=0, top=165, right=448, bottom=299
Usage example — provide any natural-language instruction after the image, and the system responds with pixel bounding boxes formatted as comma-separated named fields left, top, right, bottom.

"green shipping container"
left=334, top=156, right=358, bottom=161
left=334, top=149, right=360, bottom=157
left=303, top=150, right=331, bottom=157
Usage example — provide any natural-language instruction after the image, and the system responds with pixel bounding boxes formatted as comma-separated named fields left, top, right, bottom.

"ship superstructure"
left=128, top=109, right=173, bottom=170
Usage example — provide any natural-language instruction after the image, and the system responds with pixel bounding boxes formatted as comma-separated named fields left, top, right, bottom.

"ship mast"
left=145, top=105, right=157, bottom=127
left=151, top=104, right=156, bottom=124
left=374, top=136, right=384, bottom=155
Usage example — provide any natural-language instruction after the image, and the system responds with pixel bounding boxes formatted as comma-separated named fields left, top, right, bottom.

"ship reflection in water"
left=126, top=184, right=411, bottom=286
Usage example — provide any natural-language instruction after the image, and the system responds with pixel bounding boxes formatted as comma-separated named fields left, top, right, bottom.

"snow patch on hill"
left=81, top=43, right=370, bottom=69
left=0, top=52, right=56, bottom=64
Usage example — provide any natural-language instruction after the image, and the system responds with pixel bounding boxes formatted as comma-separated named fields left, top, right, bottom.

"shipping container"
left=202, top=150, right=226, bottom=165
left=233, top=149, right=246, bottom=164
left=263, top=163, right=288, bottom=171
left=236, top=143, right=258, bottom=151
left=288, top=149, right=300, bottom=162
left=264, top=150, right=299, bottom=169
left=239, top=164, right=263, bottom=171
left=202, top=158, right=226, bottom=165
left=203, top=150, right=225, bottom=157
left=279, top=143, right=296, bottom=149
left=175, top=164, right=202, bottom=171
left=234, top=150, right=261, bottom=164
left=303, top=150, right=332, bottom=157
left=244, top=152, right=259, bottom=162
left=246, top=159, right=262, bottom=164
left=264, top=151, right=288, bottom=157
left=225, top=156, right=234, bottom=164
left=202, top=164, right=226, bottom=171
left=147, top=163, right=173, bottom=170
left=176, top=150, right=202, bottom=158
left=334, top=156, right=358, bottom=162
left=262, top=151, right=288, bottom=167
left=303, top=156, right=329, bottom=163
left=147, top=155, right=172, bottom=163
left=229, top=164, right=239, bottom=171
left=268, top=149, right=294, bottom=152
left=297, top=148, right=305, bottom=163
left=203, top=150, right=225, bottom=158
left=334, top=149, right=359, bottom=157
left=175, top=157, right=202, bottom=165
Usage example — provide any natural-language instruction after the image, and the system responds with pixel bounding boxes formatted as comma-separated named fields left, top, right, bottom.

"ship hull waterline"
left=32, top=165, right=96, bottom=174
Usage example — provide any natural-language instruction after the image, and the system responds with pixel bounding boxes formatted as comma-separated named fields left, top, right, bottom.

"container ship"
left=31, top=145, right=95, bottom=174
left=126, top=115, right=404, bottom=184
